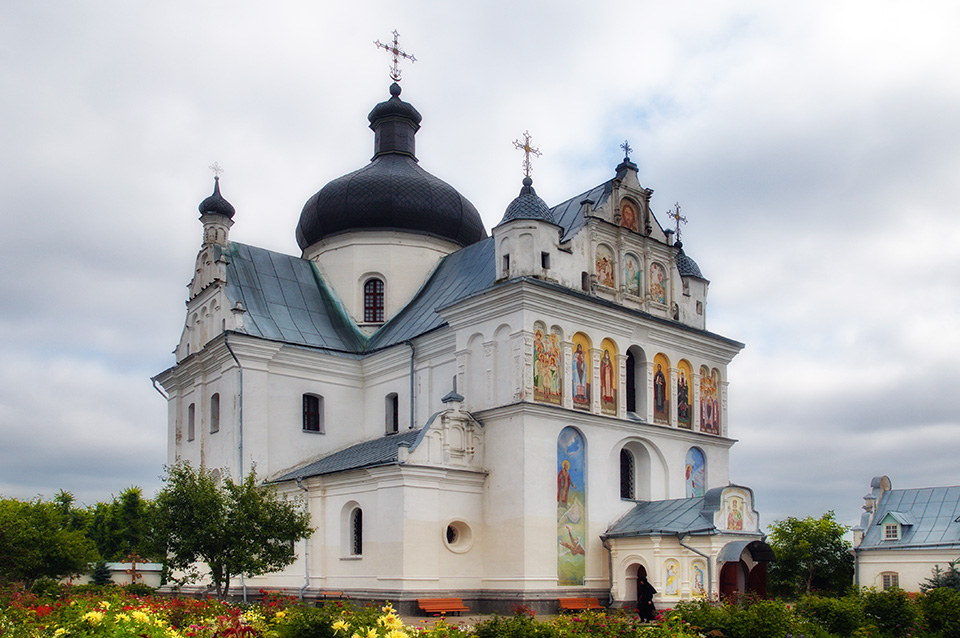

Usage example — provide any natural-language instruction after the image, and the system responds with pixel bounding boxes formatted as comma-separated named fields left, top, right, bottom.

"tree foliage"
left=921, top=556, right=960, bottom=592
left=153, top=462, right=313, bottom=599
left=0, top=497, right=96, bottom=585
left=767, top=511, right=854, bottom=597
left=87, top=486, right=160, bottom=561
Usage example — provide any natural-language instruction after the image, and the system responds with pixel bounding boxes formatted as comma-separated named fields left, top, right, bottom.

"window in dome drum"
left=364, top=278, right=384, bottom=323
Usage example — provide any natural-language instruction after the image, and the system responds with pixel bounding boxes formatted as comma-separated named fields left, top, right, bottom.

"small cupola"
left=497, top=176, right=553, bottom=225
left=199, top=173, right=235, bottom=246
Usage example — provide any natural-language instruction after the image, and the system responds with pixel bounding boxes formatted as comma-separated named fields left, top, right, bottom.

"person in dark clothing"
left=637, top=577, right=657, bottom=622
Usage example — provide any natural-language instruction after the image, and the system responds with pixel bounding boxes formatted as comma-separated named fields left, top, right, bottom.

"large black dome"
left=296, top=83, right=486, bottom=250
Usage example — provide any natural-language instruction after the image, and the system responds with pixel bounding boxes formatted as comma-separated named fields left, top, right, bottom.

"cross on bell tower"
left=667, top=202, right=688, bottom=241
left=374, top=30, right=417, bottom=82
left=513, top=130, right=542, bottom=178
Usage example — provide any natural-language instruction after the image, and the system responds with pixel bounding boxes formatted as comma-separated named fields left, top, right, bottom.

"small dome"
left=199, top=177, right=235, bottom=218
left=499, top=177, right=553, bottom=224
left=675, top=241, right=704, bottom=278
left=367, top=82, right=422, bottom=129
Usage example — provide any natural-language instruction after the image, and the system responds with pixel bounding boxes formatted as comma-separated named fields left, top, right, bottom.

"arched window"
left=363, top=278, right=384, bottom=323
left=210, top=393, right=220, bottom=433
left=385, top=392, right=399, bottom=434
left=303, top=394, right=324, bottom=433
left=351, top=507, right=363, bottom=556
left=620, top=449, right=635, bottom=499
left=187, top=403, right=196, bottom=441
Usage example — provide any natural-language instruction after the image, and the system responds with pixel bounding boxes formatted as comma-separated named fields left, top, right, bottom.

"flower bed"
left=2, top=584, right=959, bottom=638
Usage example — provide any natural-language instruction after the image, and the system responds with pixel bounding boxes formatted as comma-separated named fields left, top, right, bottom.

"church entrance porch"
left=717, top=540, right=774, bottom=600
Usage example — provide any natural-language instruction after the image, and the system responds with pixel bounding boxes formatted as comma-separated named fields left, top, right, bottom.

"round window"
left=442, top=520, right=473, bottom=554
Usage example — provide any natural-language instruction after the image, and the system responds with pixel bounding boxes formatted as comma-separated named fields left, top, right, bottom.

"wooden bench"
left=418, top=597, right=470, bottom=616
left=558, top=597, right=603, bottom=611
left=319, top=591, right=344, bottom=599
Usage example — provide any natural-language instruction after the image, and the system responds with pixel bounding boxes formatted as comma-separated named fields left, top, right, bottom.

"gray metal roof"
left=859, top=486, right=960, bottom=550
left=274, top=428, right=423, bottom=482
left=605, top=495, right=715, bottom=538
left=366, top=237, right=495, bottom=350
left=499, top=178, right=555, bottom=225
left=551, top=181, right=612, bottom=242
left=223, top=242, right=367, bottom=353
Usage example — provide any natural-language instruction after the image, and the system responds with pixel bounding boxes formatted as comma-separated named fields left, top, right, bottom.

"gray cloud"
left=1, top=1, right=958, bottom=531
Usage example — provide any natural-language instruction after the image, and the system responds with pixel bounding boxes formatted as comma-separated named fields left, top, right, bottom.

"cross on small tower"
left=374, top=30, right=417, bottom=82
left=620, top=140, right=633, bottom=161
left=124, top=552, right=143, bottom=585
left=208, top=162, right=224, bottom=179
left=668, top=202, right=688, bottom=241
left=513, top=130, right=542, bottom=178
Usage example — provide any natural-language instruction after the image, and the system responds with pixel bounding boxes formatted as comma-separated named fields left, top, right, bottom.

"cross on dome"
left=668, top=202, right=688, bottom=241
left=513, top=130, right=541, bottom=179
left=620, top=140, right=633, bottom=161
left=374, top=30, right=417, bottom=82
left=209, top=162, right=224, bottom=179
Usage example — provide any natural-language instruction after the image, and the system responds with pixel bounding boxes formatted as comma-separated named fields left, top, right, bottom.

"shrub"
left=91, top=560, right=112, bottom=586
left=919, top=587, right=960, bottom=638
left=796, top=593, right=865, bottom=637
left=474, top=613, right=562, bottom=638
left=861, top=587, right=919, bottom=637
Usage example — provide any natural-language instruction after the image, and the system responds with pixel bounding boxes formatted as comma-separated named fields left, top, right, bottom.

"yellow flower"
left=98, top=601, right=111, bottom=610
left=350, top=632, right=363, bottom=638
left=81, top=611, right=104, bottom=624
left=386, top=630, right=409, bottom=638
left=116, top=613, right=130, bottom=622
left=131, top=610, right=151, bottom=623
left=275, top=610, right=287, bottom=619
left=333, top=619, right=350, bottom=633
left=366, top=628, right=378, bottom=638
left=53, top=629, right=68, bottom=637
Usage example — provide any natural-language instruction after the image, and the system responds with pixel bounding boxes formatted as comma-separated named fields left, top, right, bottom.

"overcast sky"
left=2, top=2, right=958, bottom=528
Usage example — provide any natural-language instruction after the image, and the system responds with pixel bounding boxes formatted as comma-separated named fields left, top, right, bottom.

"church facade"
left=154, top=78, right=771, bottom=611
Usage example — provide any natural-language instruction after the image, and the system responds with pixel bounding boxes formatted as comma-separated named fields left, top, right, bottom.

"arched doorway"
left=718, top=540, right=775, bottom=600
left=624, top=563, right=647, bottom=606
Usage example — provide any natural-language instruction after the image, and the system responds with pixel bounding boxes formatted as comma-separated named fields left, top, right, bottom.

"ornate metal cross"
left=124, top=552, right=143, bottom=585
left=208, top=162, right=224, bottom=178
left=668, top=202, right=688, bottom=241
left=374, top=30, right=417, bottom=82
left=513, top=130, right=542, bottom=178
left=620, top=140, right=633, bottom=160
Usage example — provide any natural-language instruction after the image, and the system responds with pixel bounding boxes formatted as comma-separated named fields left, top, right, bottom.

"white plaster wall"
left=857, top=548, right=960, bottom=592
left=304, top=231, right=461, bottom=325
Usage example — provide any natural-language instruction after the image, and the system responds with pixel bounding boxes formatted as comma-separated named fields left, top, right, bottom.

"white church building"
left=154, top=75, right=772, bottom=612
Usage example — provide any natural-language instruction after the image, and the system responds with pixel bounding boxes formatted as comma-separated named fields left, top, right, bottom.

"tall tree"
left=767, top=511, right=854, bottom=597
left=0, top=497, right=96, bottom=585
left=87, top=487, right=159, bottom=561
left=153, top=463, right=313, bottom=599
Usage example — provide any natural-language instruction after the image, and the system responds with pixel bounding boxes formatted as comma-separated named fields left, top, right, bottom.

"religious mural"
left=653, top=353, right=670, bottom=425
left=649, top=262, right=667, bottom=305
left=663, top=559, right=680, bottom=597
left=595, top=244, right=615, bottom=288
left=624, top=253, right=642, bottom=297
left=600, top=339, right=617, bottom=416
left=714, top=487, right=759, bottom=532
left=571, top=333, right=591, bottom=411
left=620, top=198, right=640, bottom=233
left=557, top=427, right=586, bottom=586
left=677, top=359, right=692, bottom=429
left=685, top=447, right=705, bottom=498
left=699, top=366, right=720, bottom=435
left=691, top=560, right=707, bottom=597
left=533, top=322, right=562, bottom=405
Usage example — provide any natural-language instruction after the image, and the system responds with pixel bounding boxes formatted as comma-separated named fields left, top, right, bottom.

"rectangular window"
left=210, top=393, right=220, bottom=433
left=187, top=403, right=195, bottom=441
left=303, top=394, right=324, bottom=433
left=502, top=254, right=510, bottom=276
left=882, top=572, right=899, bottom=590
left=385, top=393, right=399, bottom=434
left=884, top=523, right=900, bottom=540
left=541, top=252, right=550, bottom=269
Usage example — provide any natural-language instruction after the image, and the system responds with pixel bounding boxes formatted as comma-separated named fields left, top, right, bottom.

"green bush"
left=123, top=582, right=157, bottom=596
left=861, top=588, right=919, bottom=637
left=671, top=598, right=733, bottom=636
left=474, top=613, right=562, bottom=638
left=796, top=593, right=865, bottom=637
left=919, top=587, right=960, bottom=638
